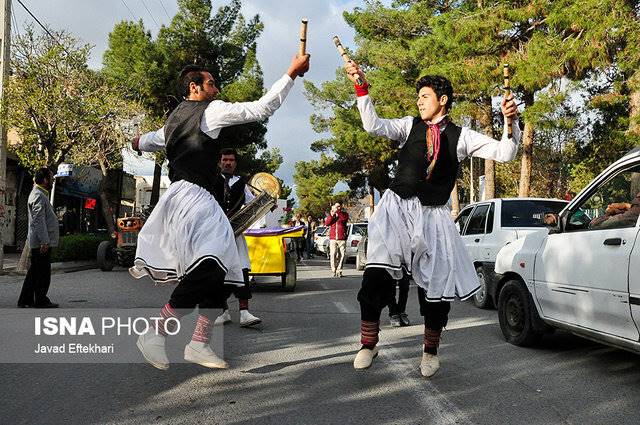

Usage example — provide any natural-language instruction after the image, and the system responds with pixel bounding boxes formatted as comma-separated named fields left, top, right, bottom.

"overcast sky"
left=12, top=0, right=367, bottom=191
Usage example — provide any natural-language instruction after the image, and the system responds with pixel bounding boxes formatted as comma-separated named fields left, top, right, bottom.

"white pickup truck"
left=455, top=198, right=568, bottom=309
left=495, top=147, right=640, bottom=353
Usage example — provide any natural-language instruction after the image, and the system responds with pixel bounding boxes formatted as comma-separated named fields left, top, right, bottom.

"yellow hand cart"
left=244, top=225, right=305, bottom=291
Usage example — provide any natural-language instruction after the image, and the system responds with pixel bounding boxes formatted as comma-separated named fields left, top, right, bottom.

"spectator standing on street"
left=388, top=274, right=411, bottom=327
left=324, top=203, right=349, bottom=277
left=305, top=215, right=316, bottom=258
left=18, top=168, right=59, bottom=308
left=293, top=214, right=306, bottom=262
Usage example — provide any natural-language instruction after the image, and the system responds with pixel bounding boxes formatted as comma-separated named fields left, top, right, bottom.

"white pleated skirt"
left=235, top=234, right=251, bottom=271
left=129, top=180, right=244, bottom=286
left=366, top=190, right=479, bottom=302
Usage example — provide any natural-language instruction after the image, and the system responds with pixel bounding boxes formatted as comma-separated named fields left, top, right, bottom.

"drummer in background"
left=213, top=148, right=262, bottom=327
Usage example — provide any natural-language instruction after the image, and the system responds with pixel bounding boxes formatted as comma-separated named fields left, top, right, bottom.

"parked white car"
left=494, top=147, right=640, bottom=353
left=455, top=198, right=568, bottom=309
left=316, top=223, right=367, bottom=260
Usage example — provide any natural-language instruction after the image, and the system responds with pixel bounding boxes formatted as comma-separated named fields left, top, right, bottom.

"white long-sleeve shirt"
left=139, top=73, right=295, bottom=152
left=356, top=94, right=521, bottom=162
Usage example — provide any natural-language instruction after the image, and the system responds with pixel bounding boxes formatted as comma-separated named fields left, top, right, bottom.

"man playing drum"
left=212, top=148, right=262, bottom=328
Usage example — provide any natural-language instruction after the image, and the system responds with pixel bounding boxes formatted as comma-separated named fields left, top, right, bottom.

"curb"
left=1, top=261, right=98, bottom=276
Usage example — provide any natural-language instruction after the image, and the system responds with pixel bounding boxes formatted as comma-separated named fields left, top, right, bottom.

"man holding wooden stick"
left=343, top=58, right=520, bottom=377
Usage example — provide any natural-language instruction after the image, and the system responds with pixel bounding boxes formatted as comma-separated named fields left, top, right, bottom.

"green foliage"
left=3, top=27, right=93, bottom=170
left=102, top=0, right=283, bottom=189
left=51, top=233, right=110, bottom=263
left=293, top=156, right=347, bottom=218
left=304, top=0, right=640, bottom=202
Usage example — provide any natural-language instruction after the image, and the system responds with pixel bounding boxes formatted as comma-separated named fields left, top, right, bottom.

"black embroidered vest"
left=164, top=100, right=234, bottom=194
left=213, top=175, right=247, bottom=217
left=388, top=118, right=462, bottom=206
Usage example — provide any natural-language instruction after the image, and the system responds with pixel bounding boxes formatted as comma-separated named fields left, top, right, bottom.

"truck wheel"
left=281, top=253, right=297, bottom=292
left=498, top=279, right=543, bottom=346
left=473, top=266, right=494, bottom=309
left=97, top=241, right=115, bottom=272
left=356, top=250, right=366, bottom=271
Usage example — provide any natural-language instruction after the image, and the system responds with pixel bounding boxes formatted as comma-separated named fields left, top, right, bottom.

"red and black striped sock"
left=156, top=303, right=180, bottom=336
left=191, top=314, right=213, bottom=344
left=360, top=320, right=380, bottom=349
left=239, top=299, right=249, bottom=310
left=423, top=326, right=442, bottom=355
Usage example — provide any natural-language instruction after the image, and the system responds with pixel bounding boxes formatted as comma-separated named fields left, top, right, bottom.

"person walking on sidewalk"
left=18, top=168, right=59, bottom=309
left=324, top=203, right=349, bottom=277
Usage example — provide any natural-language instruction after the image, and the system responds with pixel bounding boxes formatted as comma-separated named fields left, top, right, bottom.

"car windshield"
left=501, top=200, right=567, bottom=227
left=352, top=224, right=367, bottom=236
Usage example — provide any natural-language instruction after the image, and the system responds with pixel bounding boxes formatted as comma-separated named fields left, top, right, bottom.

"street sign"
left=57, top=163, right=74, bottom=177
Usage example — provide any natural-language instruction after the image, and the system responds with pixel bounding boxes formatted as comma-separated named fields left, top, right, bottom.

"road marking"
left=381, top=343, right=475, bottom=425
left=333, top=301, right=351, bottom=314
left=446, top=317, right=498, bottom=330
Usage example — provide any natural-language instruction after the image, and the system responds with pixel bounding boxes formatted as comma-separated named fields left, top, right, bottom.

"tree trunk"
left=98, top=160, right=116, bottom=236
left=518, top=121, right=534, bottom=197
left=629, top=86, right=640, bottom=137
left=518, top=92, right=535, bottom=198
left=150, top=161, right=162, bottom=207
left=478, top=101, right=495, bottom=199
left=450, top=182, right=460, bottom=218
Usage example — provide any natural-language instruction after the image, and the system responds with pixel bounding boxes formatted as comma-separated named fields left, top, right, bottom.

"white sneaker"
left=239, top=310, right=262, bottom=327
left=214, top=310, right=232, bottom=326
left=353, top=347, right=379, bottom=370
left=420, top=352, right=440, bottom=377
left=184, top=341, right=229, bottom=369
left=136, top=331, right=169, bottom=370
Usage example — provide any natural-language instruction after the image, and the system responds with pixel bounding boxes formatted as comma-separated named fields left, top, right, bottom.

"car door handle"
left=603, top=238, right=624, bottom=246
left=474, top=238, right=481, bottom=243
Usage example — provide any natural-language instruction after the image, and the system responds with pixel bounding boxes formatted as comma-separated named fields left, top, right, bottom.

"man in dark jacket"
left=324, top=203, right=349, bottom=277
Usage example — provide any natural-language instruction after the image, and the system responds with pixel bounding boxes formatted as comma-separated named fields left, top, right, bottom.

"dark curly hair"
left=177, top=65, right=208, bottom=99
left=416, top=75, right=454, bottom=112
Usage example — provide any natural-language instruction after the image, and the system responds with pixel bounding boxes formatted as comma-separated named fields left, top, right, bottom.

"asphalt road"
left=1, top=259, right=640, bottom=425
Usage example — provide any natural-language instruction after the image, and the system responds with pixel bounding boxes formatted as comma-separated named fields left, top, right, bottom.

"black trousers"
left=221, top=268, right=252, bottom=309
left=359, top=267, right=450, bottom=330
left=388, top=274, right=410, bottom=316
left=18, top=249, right=52, bottom=306
left=168, top=259, right=227, bottom=318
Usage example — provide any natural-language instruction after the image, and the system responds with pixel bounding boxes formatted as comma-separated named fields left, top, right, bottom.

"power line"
left=120, top=0, right=137, bottom=21
left=15, top=0, right=69, bottom=54
left=15, top=0, right=59, bottom=45
left=139, top=0, right=159, bottom=28
left=156, top=0, right=171, bottom=20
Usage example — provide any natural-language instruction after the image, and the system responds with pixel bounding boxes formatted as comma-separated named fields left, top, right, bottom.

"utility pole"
left=0, top=0, right=11, bottom=270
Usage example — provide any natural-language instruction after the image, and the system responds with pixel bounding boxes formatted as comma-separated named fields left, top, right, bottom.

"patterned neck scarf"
left=425, top=115, right=449, bottom=179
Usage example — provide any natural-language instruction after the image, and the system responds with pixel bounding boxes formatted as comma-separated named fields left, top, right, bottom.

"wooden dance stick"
left=333, top=35, right=363, bottom=86
left=298, top=18, right=308, bottom=77
left=503, top=64, right=513, bottom=139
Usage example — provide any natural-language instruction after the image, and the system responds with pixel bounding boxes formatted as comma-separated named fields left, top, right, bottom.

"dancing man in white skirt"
left=130, top=54, right=310, bottom=370
left=344, top=61, right=520, bottom=377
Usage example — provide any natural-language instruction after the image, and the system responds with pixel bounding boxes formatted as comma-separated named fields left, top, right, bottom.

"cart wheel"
left=281, top=252, right=297, bottom=291
left=97, top=241, right=116, bottom=272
